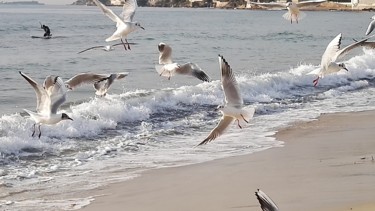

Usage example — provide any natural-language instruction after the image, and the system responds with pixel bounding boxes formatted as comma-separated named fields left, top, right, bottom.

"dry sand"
left=80, top=110, right=375, bottom=211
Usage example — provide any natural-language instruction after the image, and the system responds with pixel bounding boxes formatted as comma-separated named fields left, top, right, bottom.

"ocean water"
left=1, top=5, right=375, bottom=210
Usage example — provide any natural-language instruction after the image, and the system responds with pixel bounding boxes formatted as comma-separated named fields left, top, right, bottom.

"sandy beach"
left=80, top=110, right=375, bottom=211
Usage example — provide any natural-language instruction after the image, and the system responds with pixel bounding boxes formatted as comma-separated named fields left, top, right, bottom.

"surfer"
left=41, top=24, right=51, bottom=37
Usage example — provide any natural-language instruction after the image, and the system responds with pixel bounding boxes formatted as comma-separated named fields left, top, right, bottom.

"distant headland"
left=0, top=1, right=44, bottom=5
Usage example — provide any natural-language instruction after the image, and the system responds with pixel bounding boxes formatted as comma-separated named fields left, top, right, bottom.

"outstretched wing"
left=19, top=71, right=49, bottom=114
left=77, top=45, right=105, bottom=54
left=49, top=76, right=67, bottom=114
left=219, top=55, right=243, bottom=106
left=333, top=36, right=371, bottom=61
left=65, top=73, right=109, bottom=90
left=121, top=0, right=138, bottom=22
left=158, top=42, right=173, bottom=64
left=321, top=33, right=342, bottom=69
left=93, top=72, right=129, bottom=96
left=177, top=63, right=211, bottom=82
left=365, top=19, right=375, bottom=36
left=197, top=116, right=234, bottom=146
left=92, top=0, right=124, bottom=27
left=255, top=189, right=279, bottom=211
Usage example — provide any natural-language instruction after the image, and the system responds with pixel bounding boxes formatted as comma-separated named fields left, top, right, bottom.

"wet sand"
left=80, top=110, right=375, bottom=211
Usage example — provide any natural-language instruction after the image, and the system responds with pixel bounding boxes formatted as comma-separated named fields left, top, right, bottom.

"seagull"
left=197, top=55, right=255, bottom=146
left=92, top=0, right=144, bottom=50
left=312, top=33, right=371, bottom=86
left=77, top=42, right=136, bottom=54
left=64, top=72, right=129, bottom=96
left=255, top=189, right=279, bottom=211
left=20, top=72, right=129, bottom=137
left=365, top=15, right=375, bottom=36
left=154, top=42, right=211, bottom=82
left=248, top=0, right=326, bottom=24
left=92, top=73, right=128, bottom=96
left=19, top=71, right=73, bottom=138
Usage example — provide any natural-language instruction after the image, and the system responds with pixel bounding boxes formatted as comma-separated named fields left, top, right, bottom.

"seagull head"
left=158, top=43, right=166, bottom=52
left=285, top=2, right=292, bottom=7
left=135, top=22, right=145, bottom=30
left=215, top=105, right=224, bottom=111
left=61, top=113, right=73, bottom=121
left=339, top=63, right=348, bottom=71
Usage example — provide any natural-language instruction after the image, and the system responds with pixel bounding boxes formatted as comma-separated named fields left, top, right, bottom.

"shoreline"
left=78, top=110, right=375, bottom=211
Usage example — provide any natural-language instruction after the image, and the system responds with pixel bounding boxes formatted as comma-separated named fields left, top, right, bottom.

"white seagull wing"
left=92, top=0, right=124, bottom=27
left=65, top=73, right=109, bottom=90
left=321, top=33, right=342, bottom=69
left=360, top=41, right=375, bottom=49
left=255, top=189, right=280, bottom=211
left=49, top=76, right=67, bottom=114
left=333, top=36, right=371, bottom=61
left=365, top=19, right=375, bottom=36
left=121, top=0, right=137, bottom=22
left=219, top=55, right=243, bottom=106
left=176, top=63, right=211, bottom=82
left=19, top=71, right=49, bottom=114
left=197, top=115, right=234, bottom=146
left=158, top=42, right=173, bottom=64
left=94, top=72, right=129, bottom=96
left=77, top=45, right=106, bottom=54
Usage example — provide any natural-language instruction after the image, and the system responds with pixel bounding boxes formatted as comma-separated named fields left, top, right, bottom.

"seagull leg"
left=241, top=114, right=249, bottom=123
left=31, top=123, right=36, bottom=137
left=125, top=39, right=131, bottom=50
left=237, top=119, right=242, bottom=129
left=121, top=38, right=128, bottom=50
left=313, top=76, right=320, bottom=87
left=38, top=124, right=42, bottom=139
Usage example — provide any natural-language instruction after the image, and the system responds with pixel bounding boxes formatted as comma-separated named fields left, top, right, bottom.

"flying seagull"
left=64, top=72, right=129, bottom=97
left=312, top=33, right=371, bottom=86
left=249, top=0, right=326, bottom=24
left=155, top=42, right=211, bottom=82
left=20, top=72, right=128, bottom=137
left=197, top=55, right=255, bottom=146
left=77, top=42, right=136, bottom=54
left=255, top=189, right=279, bottom=211
left=19, top=71, right=73, bottom=138
left=92, top=0, right=144, bottom=50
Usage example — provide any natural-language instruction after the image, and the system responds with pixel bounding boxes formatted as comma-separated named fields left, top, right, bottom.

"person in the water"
left=41, top=24, right=51, bottom=37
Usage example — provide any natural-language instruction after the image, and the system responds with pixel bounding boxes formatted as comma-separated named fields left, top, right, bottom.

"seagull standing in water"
left=255, top=189, right=279, bottom=211
left=20, top=71, right=73, bottom=138
left=155, top=42, right=211, bottom=82
left=312, top=33, right=371, bottom=86
left=92, top=0, right=144, bottom=50
left=197, top=55, right=255, bottom=146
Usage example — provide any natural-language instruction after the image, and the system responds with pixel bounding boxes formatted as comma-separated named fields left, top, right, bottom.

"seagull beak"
left=68, top=117, right=73, bottom=121
left=140, top=26, right=145, bottom=30
left=344, top=67, right=349, bottom=71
